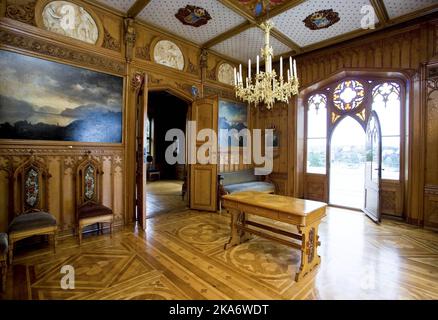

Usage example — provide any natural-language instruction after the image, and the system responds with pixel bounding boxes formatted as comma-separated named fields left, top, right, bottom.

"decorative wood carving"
left=200, top=48, right=208, bottom=69
left=203, top=85, right=235, bottom=100
left=131, top=71, right=145, bottom=92
left=175, top=82, right=197, bottom=98
left=5, top=0, right=36, bottom=26
left=148, top=74, right=162, bottom=85
left=298, top=28, right=422, bottom=87
left=0, top=28, right=125, bottom=74
left=102, top=28, right=120, bottom=51
left=135, top=44, right=150, bottom=61
left=124, top=18, right=136, bottom=62
left=207, top=66, right=217, bottom=81
left=188, top=59, right=198, bottom=75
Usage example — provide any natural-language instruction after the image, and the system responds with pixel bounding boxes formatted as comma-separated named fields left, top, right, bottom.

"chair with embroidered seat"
left=76, top=152, right=113, bottom=245
left=7, top=153, right=57, bottom=264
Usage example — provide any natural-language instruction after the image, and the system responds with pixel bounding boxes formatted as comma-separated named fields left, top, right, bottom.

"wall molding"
left=0, top=25, right=125, bottom=75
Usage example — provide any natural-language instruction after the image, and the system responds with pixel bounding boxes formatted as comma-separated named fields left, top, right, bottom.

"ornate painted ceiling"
left=93, top=0, right=438, bottom=63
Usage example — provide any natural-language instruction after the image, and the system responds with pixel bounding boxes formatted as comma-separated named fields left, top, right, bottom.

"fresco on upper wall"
left=153, top=40, right=185, bottom=71
left=0, top=50, right=123, bottom=143
left=218, top=63, right=235, bottom=86
left=42, top=1, right=99, bottom=44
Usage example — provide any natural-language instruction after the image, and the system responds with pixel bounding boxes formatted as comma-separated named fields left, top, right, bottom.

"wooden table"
left=222, top=191, right=327, bottom=281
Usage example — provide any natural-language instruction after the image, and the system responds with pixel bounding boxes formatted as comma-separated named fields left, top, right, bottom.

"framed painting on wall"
left=0, top=50, right=123, bottom=143
left=218, top=99, right=248, bottom=148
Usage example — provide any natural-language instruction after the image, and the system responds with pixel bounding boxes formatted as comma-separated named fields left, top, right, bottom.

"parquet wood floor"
left=1, top=207, right=438, bottom=300
left=146, top=180, right=188, bottom=218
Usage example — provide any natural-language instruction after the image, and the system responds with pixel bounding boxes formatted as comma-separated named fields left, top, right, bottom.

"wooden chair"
left=8, top=153, right=57, bottom=264
left=76, top=152, right=113, bottom=245
left=0, top=233, right=7, bottom=292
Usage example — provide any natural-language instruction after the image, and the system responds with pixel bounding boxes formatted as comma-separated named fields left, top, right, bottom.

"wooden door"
left=189, top=96, right=218, bottom=211
left=364, top=111, right=382, bottom=223
left=135, top=74, right=148, bottom=230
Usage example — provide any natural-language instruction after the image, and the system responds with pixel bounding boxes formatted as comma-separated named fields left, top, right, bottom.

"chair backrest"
left=10, top=152, right=51, bottom=217
left=76, top=152, right=103, bottom=208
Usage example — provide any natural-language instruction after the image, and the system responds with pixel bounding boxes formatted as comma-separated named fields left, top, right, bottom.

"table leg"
left=224, top=209, right=242, bottom=249
left=240, top=212, right=252, bottom=243
left=295, top=221, right=322, bottom=282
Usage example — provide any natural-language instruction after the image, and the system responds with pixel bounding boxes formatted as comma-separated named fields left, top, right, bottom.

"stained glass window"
left=307, top=94, right=327, bottom=174
left=372, top=82, right=401, bottom=180
left=333, top=80, right=365, bottom=111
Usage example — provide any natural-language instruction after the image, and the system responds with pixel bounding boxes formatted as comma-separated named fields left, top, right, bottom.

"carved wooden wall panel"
left=424, top=186, right=438, bottom=229
left=424, top=62, right=438, bottom=228
left=297, top=26, right=429, bottom=88
left=304, top=174, right=327, bottom=202
left=426, top=76, right=438, bottom=185
left=381, top=181, right=403, bottom=217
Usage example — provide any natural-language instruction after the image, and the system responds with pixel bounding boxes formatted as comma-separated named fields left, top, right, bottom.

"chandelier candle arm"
left=233, top=19, right=299, bottom=110
left=293, top=59, right=297, bottom=78
left=280, top=56, right=283, bottom=80
left=248, top=59, right=251, bottom=80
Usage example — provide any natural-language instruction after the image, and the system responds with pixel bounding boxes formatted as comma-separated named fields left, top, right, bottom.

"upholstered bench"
left=218, top=169, right=276, bottom=211
left=0, top=233, right=8, bottom=292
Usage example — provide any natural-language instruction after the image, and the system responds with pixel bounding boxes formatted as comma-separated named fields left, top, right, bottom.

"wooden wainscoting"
left=0, top=147, right=125, bottom=235
left=424, top=185, right=438, bottom=229
left=304, top=174, right=327, bottom=203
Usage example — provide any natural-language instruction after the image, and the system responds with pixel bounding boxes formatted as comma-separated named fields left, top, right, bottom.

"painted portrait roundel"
left=153, top=40, right=185, bottom=71
left=42, top=1, right=99, bottom=44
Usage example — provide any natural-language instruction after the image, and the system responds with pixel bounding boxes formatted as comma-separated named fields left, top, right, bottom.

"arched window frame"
left=304, top=76, right=406, bottom=183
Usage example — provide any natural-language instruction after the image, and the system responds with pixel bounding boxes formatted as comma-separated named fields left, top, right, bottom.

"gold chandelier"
left=233, top=20, right=299, bottom=110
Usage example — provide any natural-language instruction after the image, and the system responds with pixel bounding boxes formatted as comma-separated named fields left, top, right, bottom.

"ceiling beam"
left=370, top=0, right=390, bottom=26
left=216, top=0, right=305, bottom=53
left=127, top=0, right=151, bottom=18
left=256, top=0, right=307, bottom=23
left=269, top=28, right=302, bottom=55
left=217, top=0, right=257, bottom=23
left=203, top=21, right=253, bottom=48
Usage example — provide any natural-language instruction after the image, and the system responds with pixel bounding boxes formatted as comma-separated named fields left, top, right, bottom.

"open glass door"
left=189, top=96, right=218, bottom=211
left=364, top=111, right=382, bottom=223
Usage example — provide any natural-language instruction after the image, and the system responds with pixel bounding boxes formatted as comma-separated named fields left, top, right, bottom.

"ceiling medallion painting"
left=42, top=1, right=98, bottom=44
left=238, top=0, right=286, bottom=17
left=175, top=5, right=212, bottom=27
left=303, top=9, right=340, bottom=30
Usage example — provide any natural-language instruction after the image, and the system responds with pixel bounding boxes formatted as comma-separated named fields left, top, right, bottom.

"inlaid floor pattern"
left=1, top=207, right=438, bottom=300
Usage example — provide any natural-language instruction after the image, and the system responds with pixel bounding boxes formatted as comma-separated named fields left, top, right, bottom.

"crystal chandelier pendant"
left=234, top=20, right=299, bottom=110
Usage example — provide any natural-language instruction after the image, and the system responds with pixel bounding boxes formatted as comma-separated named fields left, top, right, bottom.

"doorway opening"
left=329, top=116, right=366, bottom=209
left=146, top=91, right=189, bottom=218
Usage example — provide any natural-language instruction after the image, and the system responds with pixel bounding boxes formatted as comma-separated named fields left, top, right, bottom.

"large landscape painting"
left=0, top=50, right=123, bottom=143
left=218, top=99, right=248, bottom=147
